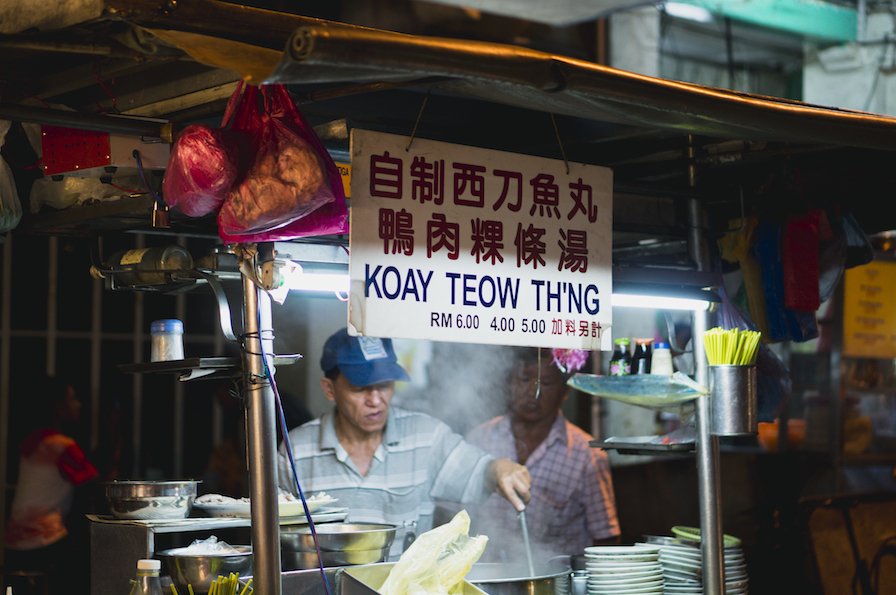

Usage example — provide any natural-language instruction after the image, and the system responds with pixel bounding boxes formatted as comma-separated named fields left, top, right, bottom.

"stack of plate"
left=722, top=545, right=748, bottom=595
left=641, top=535, right=749, bottom=595
left=583, top=544, right=664, bottom=595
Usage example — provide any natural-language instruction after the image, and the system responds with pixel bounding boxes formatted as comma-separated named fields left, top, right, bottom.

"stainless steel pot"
left=157, top=546, right=252, bottom=595
left=105, top=480, right=199, bottom=520
left=280, top=523, right=397, bottom=570
left=466, top=562, right=571, bottom=595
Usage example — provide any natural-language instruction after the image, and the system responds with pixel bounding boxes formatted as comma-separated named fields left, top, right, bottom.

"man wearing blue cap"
left=278, top=328, right=531, bottom=559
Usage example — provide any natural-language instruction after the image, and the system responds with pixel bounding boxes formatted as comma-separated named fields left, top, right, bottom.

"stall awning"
left=148, top=19, right=896, bottom=151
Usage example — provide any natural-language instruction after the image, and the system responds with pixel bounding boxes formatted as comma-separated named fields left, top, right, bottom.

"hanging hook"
left=406, top=92, right=431, bottom=151
left=550, top=113, right=570, bottom=174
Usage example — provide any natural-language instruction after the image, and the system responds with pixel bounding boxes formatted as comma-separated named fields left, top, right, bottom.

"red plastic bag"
left=218, top=84, right=345, bottom=238
left=782, top=210, right=821, bottom=312
left=161, top=83, right=255, bottom=217
left=218, top=85, right=348, bottom=242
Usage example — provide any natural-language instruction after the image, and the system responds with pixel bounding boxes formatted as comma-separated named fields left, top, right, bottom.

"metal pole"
left=0, top=103, right=172, bottom=142
left=0, top=233, right=13, bottom=568
left=687, top=134, right=724, bottom=595
left=241, top=253, right=282, bottom=595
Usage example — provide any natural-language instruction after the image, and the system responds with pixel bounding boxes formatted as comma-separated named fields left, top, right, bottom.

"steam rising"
left=394, top=340, right=516, bottom=434
left=395, top=342, right=582, bottom=563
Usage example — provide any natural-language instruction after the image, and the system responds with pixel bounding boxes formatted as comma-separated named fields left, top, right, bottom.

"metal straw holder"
left=709, top=364, right=758, bottom=436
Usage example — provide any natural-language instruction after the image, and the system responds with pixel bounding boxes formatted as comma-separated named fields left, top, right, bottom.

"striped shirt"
left=466, top=412, right=620, bottom=560
left=278, top=406, right=495, bottom=559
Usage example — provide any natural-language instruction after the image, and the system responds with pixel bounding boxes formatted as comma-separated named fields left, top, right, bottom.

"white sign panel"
left=349, top=129, right=613, bottom=350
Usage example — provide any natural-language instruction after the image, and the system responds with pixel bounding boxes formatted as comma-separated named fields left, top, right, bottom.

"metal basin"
left=281, top=523, right=396, bottom=552
left=158, top=546, right=252, bottom=595
left=284, top=546, right=391, bottom=570
left=466, top=562, right=571, bottom=595
left=105, top=480, right=199, bottom=520
left=280, top=523, right=396, bottom=570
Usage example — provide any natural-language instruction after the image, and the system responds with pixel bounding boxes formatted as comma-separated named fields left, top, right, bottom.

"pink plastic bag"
left=162, top=83, right=255, bottom=217
left=218, top=84, right=346, bottom=239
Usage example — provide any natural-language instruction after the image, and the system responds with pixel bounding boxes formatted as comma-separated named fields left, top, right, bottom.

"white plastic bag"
left=0, top=120, right=22, bottom=232
left=28, top=175, right=143, bottom=213
left=380, top=510, right=488, bottom=595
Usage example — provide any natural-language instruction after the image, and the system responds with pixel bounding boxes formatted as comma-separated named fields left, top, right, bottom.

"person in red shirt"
left=4, top=375, right=98, bottom=592
left=467, top=347, right=620, bottom=562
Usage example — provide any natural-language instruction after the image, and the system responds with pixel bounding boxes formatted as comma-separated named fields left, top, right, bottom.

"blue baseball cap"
left=320, top=328, right=410, bottom=387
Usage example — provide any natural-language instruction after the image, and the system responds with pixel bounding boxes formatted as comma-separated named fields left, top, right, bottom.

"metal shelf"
left=118, top=354, right=301, bottom=381
left=591, top=437, right=695, bottom=456
left=22, top=196, right=219, bottom=237
left=89, top=508, right=347, bottom=595
left=118, top=356, right=241, bottom=380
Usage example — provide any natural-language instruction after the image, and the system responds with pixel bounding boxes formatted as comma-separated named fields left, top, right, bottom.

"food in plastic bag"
left=219, top=133, right=327, bottom=232
left=218, top=84, right=339, bottom=236
left=380, top=510, right=487, bottom=595
left=162, top=124, right=239, bottom=217
left=568, top=372, right=708, bottom=409
left=29, top=175, right=144, bottom=212
left=163, top=535, right=243, bottom=555
left=0, top=120, right=22, bottom=232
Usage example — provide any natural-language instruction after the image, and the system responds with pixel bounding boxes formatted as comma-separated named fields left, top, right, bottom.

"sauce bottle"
left=128, top=559, right=163, bottom=595
left=632, top=339, right=654, bottom=374
left=609, top=338, right=631, bottom=375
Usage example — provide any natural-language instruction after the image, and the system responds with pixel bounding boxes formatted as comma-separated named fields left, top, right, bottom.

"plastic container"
left=128, top=559, right=163, bottom=595
left=651, top=342, right=674, bottom=375
left=150, top=319, right=184, bottom=362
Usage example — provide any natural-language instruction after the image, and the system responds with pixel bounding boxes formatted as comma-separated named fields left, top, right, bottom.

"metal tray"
left=591, top=438, right=695, bottom=456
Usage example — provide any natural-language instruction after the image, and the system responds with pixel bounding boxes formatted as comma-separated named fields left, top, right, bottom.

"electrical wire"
left=132, top=149, right=164, bottom=206
left=253, top=312, right=333, bottom=595
left=108, top=182, right=146, bottom=195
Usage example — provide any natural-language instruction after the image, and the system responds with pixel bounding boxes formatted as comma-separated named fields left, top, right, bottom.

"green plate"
left=568, top=372, right=708, bottom=409
left=671, top=525, right=742, bottom=548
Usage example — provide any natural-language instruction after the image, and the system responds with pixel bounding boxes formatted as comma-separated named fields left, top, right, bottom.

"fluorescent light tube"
left=612, top=293, right=712, bottom=311
left=285, top=271, right=711, bottom=310
left=289, top=273, right=350, bottom=293
left=664, top=1, right=713, bottom=23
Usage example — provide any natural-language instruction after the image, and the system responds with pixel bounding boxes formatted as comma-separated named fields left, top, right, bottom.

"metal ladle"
left=518, top=510, right=536, bottom=577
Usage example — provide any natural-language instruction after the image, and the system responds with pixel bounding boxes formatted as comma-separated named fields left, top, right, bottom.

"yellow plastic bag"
left=380, top=510, right=487, bottom=595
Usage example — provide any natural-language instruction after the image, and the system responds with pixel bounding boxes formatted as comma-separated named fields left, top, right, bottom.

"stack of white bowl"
left=641, top=539, right=748, bottom=595
left=584, top=544, right=664, bottom=595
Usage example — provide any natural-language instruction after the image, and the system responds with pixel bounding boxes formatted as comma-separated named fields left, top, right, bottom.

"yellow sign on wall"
left=843, top=260, right=896, bottom=358
left=335, top=161, right=351, bottom=198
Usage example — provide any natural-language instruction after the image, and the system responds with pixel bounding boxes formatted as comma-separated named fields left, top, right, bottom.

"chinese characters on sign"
left=349, top=129, right=613, bottom=349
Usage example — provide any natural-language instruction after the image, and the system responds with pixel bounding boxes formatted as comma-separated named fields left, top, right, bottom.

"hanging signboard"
left=843, top=260, right=896, bottom=359
left=348, top=129, right=613, bottom=350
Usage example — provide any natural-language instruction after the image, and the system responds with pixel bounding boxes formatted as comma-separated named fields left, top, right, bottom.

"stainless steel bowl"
left=284, top=546, right=391, bottom=570
left=280, top=523, right=396, bottom=552
left=105, top=480, right=199, bottom=520
left=280, top=523, right=396, bottom=570
left=158, top=546, right=252, bottom=595
left=466, top=562, right=572, bottom=595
